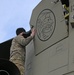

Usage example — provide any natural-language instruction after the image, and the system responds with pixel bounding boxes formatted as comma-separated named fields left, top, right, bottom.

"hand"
left=31, top=27, right=36, bottom=38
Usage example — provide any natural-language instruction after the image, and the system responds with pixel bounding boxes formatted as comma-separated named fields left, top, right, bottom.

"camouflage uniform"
left=9, top=35, right=33, bottom=75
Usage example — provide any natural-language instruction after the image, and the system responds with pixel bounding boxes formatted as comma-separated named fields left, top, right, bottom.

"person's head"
left=16, top=27, right=26, bottom=35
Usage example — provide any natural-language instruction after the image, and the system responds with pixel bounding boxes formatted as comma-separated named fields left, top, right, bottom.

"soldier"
left=9, top=27, right=36, bottom=75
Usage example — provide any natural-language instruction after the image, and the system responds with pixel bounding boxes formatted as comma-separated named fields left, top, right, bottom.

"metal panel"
left=30, top=0, right=68, bottom=55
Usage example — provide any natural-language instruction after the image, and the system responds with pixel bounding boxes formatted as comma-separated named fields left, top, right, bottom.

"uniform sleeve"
left=15, top=35, right=33, bottom=46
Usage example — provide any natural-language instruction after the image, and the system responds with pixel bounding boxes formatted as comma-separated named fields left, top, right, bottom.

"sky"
left=0, top=0, right=41, bottom=43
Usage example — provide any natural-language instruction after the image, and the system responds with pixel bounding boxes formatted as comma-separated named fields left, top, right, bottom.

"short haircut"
left=16, top=28, right=26, bottom=35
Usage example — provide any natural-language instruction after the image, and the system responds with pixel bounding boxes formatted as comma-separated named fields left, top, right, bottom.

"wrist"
left=31, top=34, right=34, bottom=38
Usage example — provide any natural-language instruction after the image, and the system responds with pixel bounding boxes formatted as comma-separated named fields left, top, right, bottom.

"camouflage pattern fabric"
left=10, top=35, right=33, bottom=75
